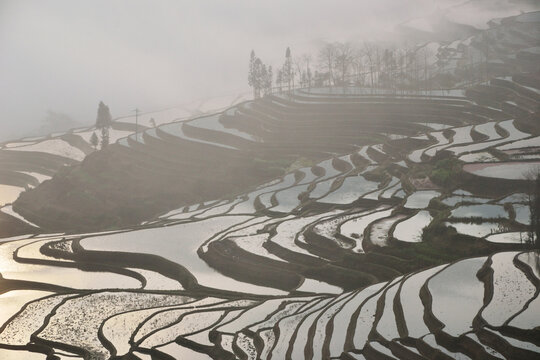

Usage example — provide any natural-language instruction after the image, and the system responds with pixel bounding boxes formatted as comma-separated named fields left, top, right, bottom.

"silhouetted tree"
left=96, top=101, right=112, bottom=128
left=318, top=43, right=336, bottom=86
left=150, top=118, right=156, bottom=128
left=313, top=70, right=325, bottom=87
left=248, top=50, right=257, bottom=98
left=259, top=62, right=267, bottom=97
left=335, top=42, right=354, bottom=85
left=363, top=42, right=375, bottom=88
left=264, top=66, right=273, bottom=95
left=380, top=48, right=395, bottom=89
left=350, top=48, right=362, bottom=86
left=283, top=47, right=293, bottom=92
left=276, top=69, right=283, bottom=93
left=419, top=46, right=434, bottom=91
left=100, top=126, right=109, bottom=149
left=253, top=58, right=263, bottom=98
left=248, top=51, right=273, bottom=98
left=305, top=54, right=313, bottom=88
left=90, top=132, right=98, bottom=149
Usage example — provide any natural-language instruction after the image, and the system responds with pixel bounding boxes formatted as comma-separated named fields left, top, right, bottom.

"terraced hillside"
left=412, top=11, right=540, bottom=88
left=0, top=121, right=140, bottom=235
left=0, top=236, right=538, bottom=360
left=7, top=13, right=540, bottom=233
left=0, top=93, right=251, bottom=236
left=1, top=76, right=539, bottom=358
left=6, top=86, right=519, bottom=229
left=1, top=11, right=540, bottom=360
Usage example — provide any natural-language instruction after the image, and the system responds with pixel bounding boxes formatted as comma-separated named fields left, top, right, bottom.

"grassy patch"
left=285, top=156, right=319, bottom=172
left=429, top=157, right=462, bottom=188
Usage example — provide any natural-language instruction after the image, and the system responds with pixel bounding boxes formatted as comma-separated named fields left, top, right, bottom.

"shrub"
left=430, top=158, right=461, bottom=187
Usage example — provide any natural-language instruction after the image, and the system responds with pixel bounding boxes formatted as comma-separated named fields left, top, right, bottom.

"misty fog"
left=1, top=1, right=540, bottom=359
left=2, top=0, right=538, bottom=141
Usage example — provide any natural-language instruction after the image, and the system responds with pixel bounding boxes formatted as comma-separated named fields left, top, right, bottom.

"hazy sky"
left=0, top=0, right=536, bottom=140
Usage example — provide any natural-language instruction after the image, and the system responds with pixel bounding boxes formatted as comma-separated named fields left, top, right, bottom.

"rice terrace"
left=0, top=1, right=540, bottom=359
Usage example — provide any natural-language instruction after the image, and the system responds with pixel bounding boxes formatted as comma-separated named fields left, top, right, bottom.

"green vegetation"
left=252, top=156, right=295, bottom=176
left=285, top=156, right=319, bottom=172
left=90, top=132, right=98, bottom=149
left=362, top=164, right=390, bottom=183
left=384, top=222, right=504, bottom=269
left=429, top=157, right=462, bottom=188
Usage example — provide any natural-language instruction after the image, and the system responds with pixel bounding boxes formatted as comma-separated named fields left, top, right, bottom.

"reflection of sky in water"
left=82, top=215, right=285, bottom=295
left=466, top=162, right=540, bottom=180
left=482, top=252, right=535, bottom=327
left=442, top=196, right=490, bottom=206
left=514, top=205, right=530, bottom=225
left=394, top=211, right=432, bottom=242
left=450, top=204, right=507, bottom=219
left=370, top=215, right=407, bottom=246
left=340, top=208, right=393, bottom=252
left=400, top=265, right=445, bottom=337
left=0, top=238, right=141, bottom=289
left=404, top=190, right=440, bottom=209
left=273, top=184, right=310, bottom=212
left=486, top=232, right=526, bottom=244
left=319, top=175, right=378, bottom=204
left=446, top=222, right=503, bottom=238
left=0, top=290, right=52, bottom=328
left=0, top=185, right=24, bottom=207
left=428, top=257, right=485, bottom=336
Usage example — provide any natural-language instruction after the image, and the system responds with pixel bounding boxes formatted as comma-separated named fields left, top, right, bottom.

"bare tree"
left=363, top=42, right=375, bottom=89
left=295, top=54, right=313, bottom=89
left=294, top=56, right=304, bottom=88
left=302, top=54, right=312, bottom=89
left=282, top=47, right=293, bottom=93
left=335, top=42, right=354, bottom=85
left=276, top=69, right=283, bottom=93
left=318, top=43, right=337, bottom=86
left=380, top=47, right=396, bottom=89
left=351, top=48, right=364, bottom=86
left=405, top=47, right=421, bottom=91
left=396, top=49, right=406, bottom=90
left=419, top=45, right=433, bottom=91
left=375, top=45, right=381, bottom=87
left=262, top=65, right=273, bottom=96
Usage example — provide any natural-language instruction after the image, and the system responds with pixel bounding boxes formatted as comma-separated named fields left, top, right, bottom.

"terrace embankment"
left=13, top=142, right=280, bottom=232
left=11, top=92, right=496, bottom=233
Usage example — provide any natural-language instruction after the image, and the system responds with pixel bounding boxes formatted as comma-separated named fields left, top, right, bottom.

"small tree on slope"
left=100, top=126, right=109, bottom=149
left=248, top=50, right=258, bottom=98
left=283, top=47, right=293, bottom=92
left=90, top=132, right=98, bottom=149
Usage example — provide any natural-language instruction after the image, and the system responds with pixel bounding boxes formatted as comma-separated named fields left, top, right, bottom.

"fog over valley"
left=2, top=0, right=538, bottom=140
left=1, top=1, right=540, bottom=359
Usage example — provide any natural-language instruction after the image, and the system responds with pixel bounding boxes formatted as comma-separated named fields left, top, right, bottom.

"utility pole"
left=133, top=108, right=139, bottom=142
